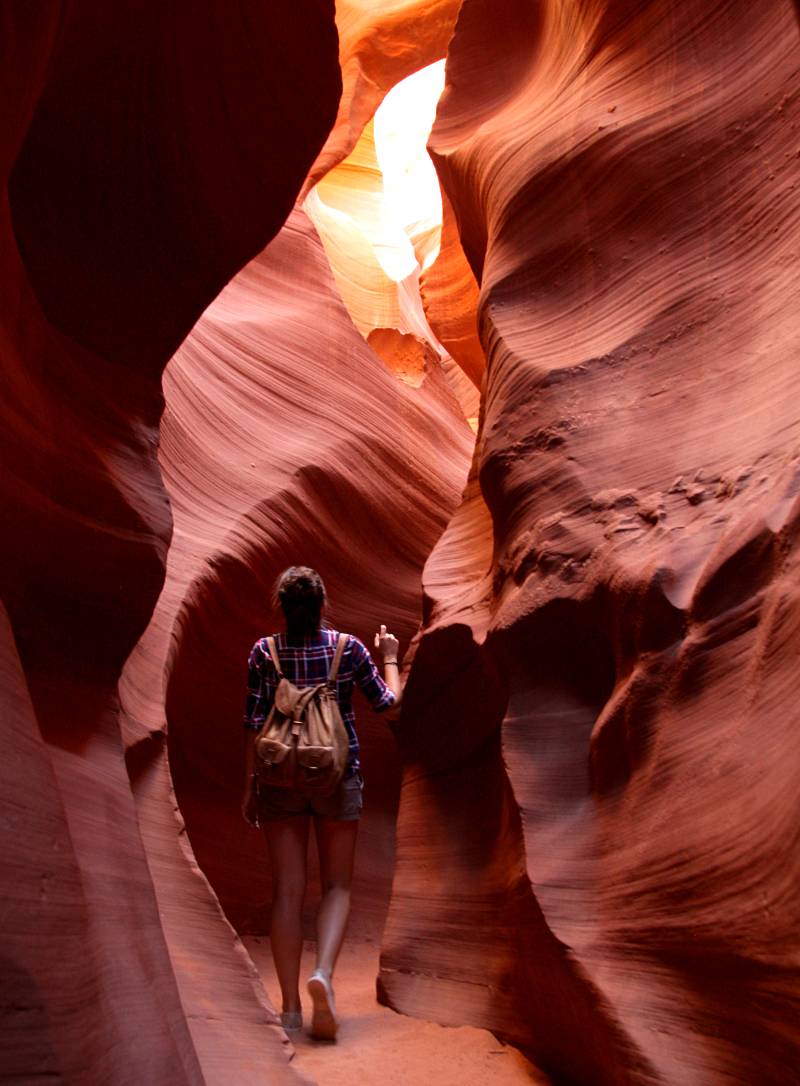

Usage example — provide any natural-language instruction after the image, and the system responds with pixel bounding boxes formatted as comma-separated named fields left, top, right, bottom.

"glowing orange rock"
left=420, top=190, right=484, bottom=388
left=303, top=0, right=462, bottom=193
left=382, top=1, right=800, bottom=1082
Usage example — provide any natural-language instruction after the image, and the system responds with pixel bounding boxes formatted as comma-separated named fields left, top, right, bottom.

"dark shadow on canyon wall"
left=2, top=3, right=341, bottom=1081
left=381, top=622, right=658, bottom=1086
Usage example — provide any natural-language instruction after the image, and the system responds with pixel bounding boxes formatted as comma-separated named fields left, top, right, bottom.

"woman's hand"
left=241, top=782, right=259, bottom=828
left=375, top=624, right=402, bottom=714
left=374, top=624, right=400, bottom=663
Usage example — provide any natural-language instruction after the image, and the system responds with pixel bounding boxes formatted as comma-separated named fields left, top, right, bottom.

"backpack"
left=253, top=633, right=350, bottom=795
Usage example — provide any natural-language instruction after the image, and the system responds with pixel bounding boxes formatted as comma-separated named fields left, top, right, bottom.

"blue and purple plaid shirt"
left=243, top=628, right=396, bottom=777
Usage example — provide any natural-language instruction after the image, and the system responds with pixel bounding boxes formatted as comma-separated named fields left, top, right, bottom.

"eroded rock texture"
left=1, top=3, right=338, bottom=1081
left=303, top=0, right=461, bottom=193
left=121, top=206, right=472, bottom=945
left=380, top=1, right=800, bottom=1084
left=6, top=0, right=800, bottom=1082
left=420, top=189, right=484, bottom=390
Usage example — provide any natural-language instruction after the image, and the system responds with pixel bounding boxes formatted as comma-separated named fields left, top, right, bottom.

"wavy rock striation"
left=380, top=2, right=800, bottom=1084
left=303, top=0, right=461, bottom=193
left=1, top=3, right=339, bottom=1081
left=419, top=189, right=484, bottom=391
left=6, top=1, right=799, bottom=1082
left=120, top=205, right=473, bottom=948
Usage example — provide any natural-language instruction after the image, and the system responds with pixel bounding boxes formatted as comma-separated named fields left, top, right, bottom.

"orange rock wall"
left=1, top=3, right=339, bottom=1081
left=379, top=1, right=800, bottom=1084
left=5, top=1, right=800, bottom=1083
left=419, top=190, right=484, bottom=389
left=122, top=206, right=472, bottom=944
left=303, top=0, right=461, bottom=193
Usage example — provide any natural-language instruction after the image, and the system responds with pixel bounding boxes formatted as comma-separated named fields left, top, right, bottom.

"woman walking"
left=241, top=566, right=402, bottom=1040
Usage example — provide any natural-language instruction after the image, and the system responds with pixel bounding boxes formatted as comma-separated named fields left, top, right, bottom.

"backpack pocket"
left=296, top=745, right=334, bottom=770
left=255, top=735, right=294, bottom=788
left=296, top=744, right=337, bottom=791
left=256, top=736, right=291, bottom=765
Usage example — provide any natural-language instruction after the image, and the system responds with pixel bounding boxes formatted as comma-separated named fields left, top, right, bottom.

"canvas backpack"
left=253, top=633, right=350, bottom=795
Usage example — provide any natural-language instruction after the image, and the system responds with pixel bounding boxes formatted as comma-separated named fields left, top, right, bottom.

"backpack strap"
left=265, top=636, right=284, bottom=679
left=327, top=632, right=348, bottom=685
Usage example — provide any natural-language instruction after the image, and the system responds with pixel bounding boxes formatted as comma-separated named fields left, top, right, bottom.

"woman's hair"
left=272, top=566, right=326, bottom=634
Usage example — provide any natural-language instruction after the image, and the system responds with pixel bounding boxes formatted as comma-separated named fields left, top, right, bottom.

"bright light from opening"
left=304, top=60, right=447, bottom=348
left=304, top=59, right=480, bottom=417
left=373, top=59, right=446, bottom=281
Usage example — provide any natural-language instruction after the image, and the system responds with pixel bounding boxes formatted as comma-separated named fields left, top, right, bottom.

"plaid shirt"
left=243, top=628, right=396, bottom=777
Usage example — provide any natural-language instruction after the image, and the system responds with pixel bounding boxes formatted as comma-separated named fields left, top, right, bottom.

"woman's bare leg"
left=313, top=817, right=358, bottom=977
left=264, top=815, right=310, bottom=1013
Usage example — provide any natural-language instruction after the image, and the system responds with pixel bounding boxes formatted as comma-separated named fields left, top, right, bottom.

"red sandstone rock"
left=302, top=0, right=462, bottom=195
left=380, top=1, right=800, bottom=1083
left=419, top=190, right=484, bottom=389
left=367, top=327, right=435, bottom=385
left=307, top=118, right=410, bottom=338
left=7, top=1, right=800, bottom=1082
left=1, top=3, right=339, bottom=1081
left=121, top=206, right=472, bottom=946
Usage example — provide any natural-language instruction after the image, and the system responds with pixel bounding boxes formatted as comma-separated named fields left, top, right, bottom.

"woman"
left=241, top=566, right=402, bottom=1040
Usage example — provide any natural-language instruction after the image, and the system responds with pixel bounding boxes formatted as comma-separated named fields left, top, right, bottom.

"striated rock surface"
left=121, top=205, right=473, bottom=945
left=307, top=118, right=409, bottom=337
left=303, top=0, right=461, bottom=193
left=1, top=3, right=339, bottom=1082
left=6, top=0, right=799, bottom=1082
left=304, top=64, right=482, bottom=424
left=419, top=189, right=484, bottom=390
left=380, top=1, right=800, bottom=1084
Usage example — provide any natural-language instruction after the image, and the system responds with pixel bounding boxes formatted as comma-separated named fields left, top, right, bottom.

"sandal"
left=307, top=969, right=338, bottom=1040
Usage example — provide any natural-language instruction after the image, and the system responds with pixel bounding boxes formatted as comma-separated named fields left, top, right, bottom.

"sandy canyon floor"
left=245, top=938, right=545, bottom=1085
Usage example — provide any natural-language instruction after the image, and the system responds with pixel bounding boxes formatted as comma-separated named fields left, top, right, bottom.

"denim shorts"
left=257, top=773, right=363, bottom=822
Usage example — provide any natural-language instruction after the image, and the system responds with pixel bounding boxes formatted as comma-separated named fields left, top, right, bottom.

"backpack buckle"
left=291, top=720, right=302, bottom=737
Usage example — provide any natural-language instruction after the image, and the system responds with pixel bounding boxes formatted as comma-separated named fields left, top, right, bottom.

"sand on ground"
left=244, top=937, right=549, bottom=1085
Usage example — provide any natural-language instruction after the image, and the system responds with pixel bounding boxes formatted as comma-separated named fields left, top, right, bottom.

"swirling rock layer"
left=419, top=189, right=484, bottom=389
left=380, top=2, right=800, bottom=1084
left=303, top=0, right=461, bottom=192
left=1, top=3, right=338, bottom=1082
left=5, top=0, right=799, bottom=1082
left=121, top=205, right=472, bottom=943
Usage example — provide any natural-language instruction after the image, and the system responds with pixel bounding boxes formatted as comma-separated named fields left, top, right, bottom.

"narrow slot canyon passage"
left=118, top=11, right=800, bottom=1085
left=5, top=4, right=800, bottom=1085
left=140, top=59, right=539, bottom=1084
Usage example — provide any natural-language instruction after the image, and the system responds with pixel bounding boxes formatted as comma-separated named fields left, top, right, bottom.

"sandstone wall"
left=121, top=205, right=472, bottom=944
left=379, top=2, right=800, bottom=1084
left=5, top=2, right=800, bottom=1083
left=1, top=4, right=339, bottom=1081
left=303, top=0, right=462, bottom=193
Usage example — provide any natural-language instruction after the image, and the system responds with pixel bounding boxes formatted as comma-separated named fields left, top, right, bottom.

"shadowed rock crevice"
left=380, top=623, right=658, bottom=1085
left=501, top=598, right=618, bottom=816
left=2, top=3, right=341, bottom=1081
